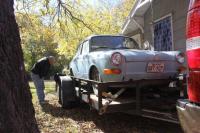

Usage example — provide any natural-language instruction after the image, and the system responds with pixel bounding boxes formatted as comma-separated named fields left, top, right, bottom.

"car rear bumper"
left=124, top=72, right=178, bottom=81
left=103, top=73, right=178, bottom=85
left=176, top=99, right=200, bottom=133
left=106, top=78, right=177, bottom=88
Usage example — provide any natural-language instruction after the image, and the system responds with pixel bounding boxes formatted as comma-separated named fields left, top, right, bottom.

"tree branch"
left=56, top=0, right=94, bottom=32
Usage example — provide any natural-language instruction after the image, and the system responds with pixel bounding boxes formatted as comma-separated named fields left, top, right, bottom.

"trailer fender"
left=58, top=75, right=77, bottom=108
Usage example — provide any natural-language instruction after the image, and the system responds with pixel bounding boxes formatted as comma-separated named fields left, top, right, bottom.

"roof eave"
left=122, top=0, right=152, bottom=35
left=121, top=0, right=142, bottom=31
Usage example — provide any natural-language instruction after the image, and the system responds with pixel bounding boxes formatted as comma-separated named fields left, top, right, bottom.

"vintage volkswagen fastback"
left=69, top=35, right=185, bottom=94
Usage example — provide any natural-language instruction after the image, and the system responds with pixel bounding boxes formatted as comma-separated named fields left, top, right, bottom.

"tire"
left=60, top=88, right=74, bottom=109
left=56, top=83, right=61, bottom=104
left=70, top=69, right=74, bottom=76
left=91, top=67, right=101, bottom=95
left=54, top=73, right=65, bottom=104
left=59, top=76, right=78, bottom=109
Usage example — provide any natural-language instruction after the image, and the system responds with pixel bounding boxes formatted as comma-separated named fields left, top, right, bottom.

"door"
left=80, top=40, right=90, bottom=79
left=72, top=43, right=83, bottom=77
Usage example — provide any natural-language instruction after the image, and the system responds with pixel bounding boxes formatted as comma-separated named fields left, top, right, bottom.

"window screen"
left=154, top=16, right=172, bottom=51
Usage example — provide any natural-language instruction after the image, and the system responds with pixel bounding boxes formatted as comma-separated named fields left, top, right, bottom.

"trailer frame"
left=63, top=75, right=186, bottom=124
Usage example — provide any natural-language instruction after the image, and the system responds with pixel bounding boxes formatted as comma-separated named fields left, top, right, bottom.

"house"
left=122, top=0, right=189, bottom=53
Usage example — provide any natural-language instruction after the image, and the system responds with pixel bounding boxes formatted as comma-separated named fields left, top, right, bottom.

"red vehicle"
left=177, top=0, right=200, bottom=132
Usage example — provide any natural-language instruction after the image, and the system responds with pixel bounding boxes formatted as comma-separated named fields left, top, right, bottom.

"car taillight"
left=177, top=66, right=187, bottom=74
left=187, top=0, right=200, bottom=103
left=111, top=52, right=123, bottom=66
left=103, top=69, right=121, bottom=75
left=176, top=52, right=185, bottom=64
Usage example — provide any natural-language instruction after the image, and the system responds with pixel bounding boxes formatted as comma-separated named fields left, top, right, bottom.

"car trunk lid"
left=117, top=49, right=176, bottom=62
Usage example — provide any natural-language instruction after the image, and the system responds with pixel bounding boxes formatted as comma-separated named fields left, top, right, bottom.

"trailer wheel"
left=60, top=87, right=72, bottom=109
left=70, top=69, right=74, bottom=76
left=56, top=83, right=61, bottom=104
left=59, top=76, right=77, bottom=109
left=54, top=73, right=65, bottom=104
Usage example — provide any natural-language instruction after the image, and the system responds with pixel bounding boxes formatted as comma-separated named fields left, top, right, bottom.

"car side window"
left=81, top=40, right=89, bottom=55
left=123, top=38, right=139, bottom=49
left=77, top=44, right=83, bottom=56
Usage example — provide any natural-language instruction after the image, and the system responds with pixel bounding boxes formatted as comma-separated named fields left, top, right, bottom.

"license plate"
left=147, top=63, right=165, bottom=73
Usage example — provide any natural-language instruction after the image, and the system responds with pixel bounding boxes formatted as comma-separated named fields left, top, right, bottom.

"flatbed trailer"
left=54, top=74, right=186, bottom=124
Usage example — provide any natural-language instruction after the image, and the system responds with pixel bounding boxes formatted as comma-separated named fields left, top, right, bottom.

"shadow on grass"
left=40, top=102, right=183, bottom=133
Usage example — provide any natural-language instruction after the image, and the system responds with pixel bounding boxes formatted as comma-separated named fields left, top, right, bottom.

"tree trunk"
left=0, top=0, right=39, bottom=133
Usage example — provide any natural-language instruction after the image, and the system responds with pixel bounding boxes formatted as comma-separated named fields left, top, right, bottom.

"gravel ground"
left=34, top=93, right=183, bottom=133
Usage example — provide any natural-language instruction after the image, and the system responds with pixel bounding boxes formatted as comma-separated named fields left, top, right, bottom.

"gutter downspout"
left=150, top=0, right=154, bottom=50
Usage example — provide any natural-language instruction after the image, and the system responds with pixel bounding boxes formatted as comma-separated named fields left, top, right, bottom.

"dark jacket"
left=31, top=57, right=50, bottom=78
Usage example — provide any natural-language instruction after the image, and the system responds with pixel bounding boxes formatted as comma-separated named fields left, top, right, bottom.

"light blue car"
left=69, top=35, right=185, bottom=95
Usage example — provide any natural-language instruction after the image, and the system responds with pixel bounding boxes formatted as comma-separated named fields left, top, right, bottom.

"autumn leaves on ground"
left=30, top=81, right=182, bottom=133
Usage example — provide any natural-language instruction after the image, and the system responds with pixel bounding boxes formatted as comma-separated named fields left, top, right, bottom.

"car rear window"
left=91, top=36, right=139, bottom=50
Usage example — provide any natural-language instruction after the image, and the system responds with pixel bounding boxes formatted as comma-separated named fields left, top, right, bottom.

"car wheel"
left=91, top=67, right=100, bottom=95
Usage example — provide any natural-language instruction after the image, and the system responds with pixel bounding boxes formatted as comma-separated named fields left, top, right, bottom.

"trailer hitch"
left=99, top=100, right=112, bottom=115
left=99, top=88, right=126, bottom=115
left=102, top=88, right=126, bottom=99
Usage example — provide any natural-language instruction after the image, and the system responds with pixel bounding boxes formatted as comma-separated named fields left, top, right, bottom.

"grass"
left=29, top=81, right=183, bottom=133
left=29, top=81, right=56, bottom=101
left=29, top=80, right=55, bottom=94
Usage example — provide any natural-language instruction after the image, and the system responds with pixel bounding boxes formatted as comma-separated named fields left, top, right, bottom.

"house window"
left=154, top=16, right=173, bottom=51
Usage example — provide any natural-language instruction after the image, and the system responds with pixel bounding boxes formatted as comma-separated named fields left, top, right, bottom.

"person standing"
left=31, top=56, right=55, bottom=104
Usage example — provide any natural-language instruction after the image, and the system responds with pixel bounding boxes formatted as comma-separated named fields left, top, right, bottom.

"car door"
left=76, top=41, right=90, bottom=78
left=81, top=40, right=90, bottom=79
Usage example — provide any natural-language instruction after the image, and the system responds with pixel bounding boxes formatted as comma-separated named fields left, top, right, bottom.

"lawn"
left=29, top=80, right=56, bottom=93
left=30, top=81, right=183, bottom=133
left=29, top=81, right=56, bottom=101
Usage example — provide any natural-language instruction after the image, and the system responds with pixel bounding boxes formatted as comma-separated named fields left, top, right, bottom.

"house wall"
left=144, top=0, right=189, bottom=52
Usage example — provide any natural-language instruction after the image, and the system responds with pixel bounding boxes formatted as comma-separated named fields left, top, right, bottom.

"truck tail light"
left=187, top=1, right=200, bottom=39
left=188, top=0, right=200, bottom=11
left=186, top=0, right=200, bottom=103
left=188, top=71, right=200, bottom=103
left=111, top=52, right=123, bottom=66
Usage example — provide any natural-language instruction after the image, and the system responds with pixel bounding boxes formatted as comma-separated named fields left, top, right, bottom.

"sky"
left=84, top=0, right=121, bottom=8
left=15, top=0, right=122, bottom=13
left=14, top=0, right=123, bottom=27
left=48, top=0, right=122, bottom=9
